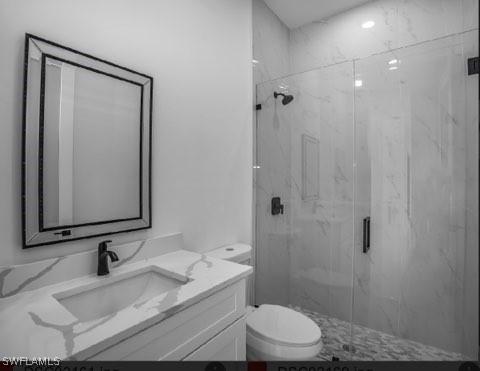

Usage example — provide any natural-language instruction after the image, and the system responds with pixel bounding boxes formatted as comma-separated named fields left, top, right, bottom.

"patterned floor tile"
left=291, top=306, right=468, bottom=361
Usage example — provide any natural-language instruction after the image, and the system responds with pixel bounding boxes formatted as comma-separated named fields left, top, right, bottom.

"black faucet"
left=97, top=240, right=119, bottom=276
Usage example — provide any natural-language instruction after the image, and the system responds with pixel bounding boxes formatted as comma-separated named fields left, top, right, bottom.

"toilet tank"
left=206, top=244, right=253, bottom=304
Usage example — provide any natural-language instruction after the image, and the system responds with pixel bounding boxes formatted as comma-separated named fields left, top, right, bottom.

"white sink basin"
left=53, top=266, right=190, bottom=322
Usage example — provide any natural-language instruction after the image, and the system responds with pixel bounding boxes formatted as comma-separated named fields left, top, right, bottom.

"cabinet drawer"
left=183, top=317, right=246, bottom=361
left=90, top=279, right=246, bottom=360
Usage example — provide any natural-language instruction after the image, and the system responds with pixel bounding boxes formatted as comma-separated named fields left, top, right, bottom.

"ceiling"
left=263, top=0, right=372, bottom=29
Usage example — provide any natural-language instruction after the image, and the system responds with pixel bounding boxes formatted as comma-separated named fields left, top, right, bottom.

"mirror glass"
left=23, top=34, right=152, bottom=248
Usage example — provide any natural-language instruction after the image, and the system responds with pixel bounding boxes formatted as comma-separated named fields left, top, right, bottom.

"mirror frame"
left=22, top=34, right=153, bottom=248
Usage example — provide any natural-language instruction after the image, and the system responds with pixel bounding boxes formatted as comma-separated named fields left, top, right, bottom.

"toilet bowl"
left=246, top=304, right=322, bottom=360
left=206, top=245, right=323, bottom=361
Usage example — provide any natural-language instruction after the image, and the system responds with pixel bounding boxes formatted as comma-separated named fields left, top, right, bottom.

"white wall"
left=0, top=0, right=253, bottom=266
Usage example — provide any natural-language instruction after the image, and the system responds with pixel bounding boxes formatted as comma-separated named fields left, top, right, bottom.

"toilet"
left=206, top=245, right=323, bottom=360
left=246, top=304, right=322, bottom=360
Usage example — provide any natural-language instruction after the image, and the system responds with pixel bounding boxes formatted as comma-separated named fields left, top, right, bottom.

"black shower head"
left=274, top=91, right=294, bottom=105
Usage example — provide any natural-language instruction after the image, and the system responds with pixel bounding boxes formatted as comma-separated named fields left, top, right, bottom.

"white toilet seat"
left=246, top=304, right=323, bottom=360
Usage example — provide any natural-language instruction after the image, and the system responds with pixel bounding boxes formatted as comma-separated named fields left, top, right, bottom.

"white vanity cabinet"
left=88, top=279, right=246, bottom=361
left=183, top=317, right=245, bottom=360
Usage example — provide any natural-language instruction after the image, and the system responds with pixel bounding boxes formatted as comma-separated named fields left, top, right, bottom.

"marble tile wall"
left=254, top=0, right=478, bottom=360
left=289, top=0, right=479, bottom=74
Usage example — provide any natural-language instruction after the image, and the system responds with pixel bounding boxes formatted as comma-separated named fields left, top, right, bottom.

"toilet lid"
left=246, top=305, right=322, bottom=347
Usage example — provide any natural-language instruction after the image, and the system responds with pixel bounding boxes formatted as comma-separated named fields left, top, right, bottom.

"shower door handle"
left=363, top=217, right=371, bottom=253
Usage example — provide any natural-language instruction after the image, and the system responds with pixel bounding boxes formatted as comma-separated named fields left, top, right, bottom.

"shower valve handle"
left=271, top=197, right=284, bottom=216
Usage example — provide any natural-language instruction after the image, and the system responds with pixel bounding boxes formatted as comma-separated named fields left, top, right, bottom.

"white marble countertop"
left=0, top=249, right=252, bottom=360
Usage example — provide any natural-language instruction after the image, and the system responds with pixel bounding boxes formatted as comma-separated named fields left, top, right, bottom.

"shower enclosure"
left=254, top=30, right=478, bottom=360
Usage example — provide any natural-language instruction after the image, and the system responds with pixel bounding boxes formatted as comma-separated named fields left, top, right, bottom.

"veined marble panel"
left=289, top=0, right=478, bottom=74
left=0, top=248, right=251, bottom=359
left=0, top=233, right=183, bottom=299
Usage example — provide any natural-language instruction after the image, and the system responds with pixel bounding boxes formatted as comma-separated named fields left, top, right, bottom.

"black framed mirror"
left=22, top=34, right=153, bottom=248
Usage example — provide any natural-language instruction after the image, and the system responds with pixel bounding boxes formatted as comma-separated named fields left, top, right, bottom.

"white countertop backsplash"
left=0, top=234, right=252, bottom=359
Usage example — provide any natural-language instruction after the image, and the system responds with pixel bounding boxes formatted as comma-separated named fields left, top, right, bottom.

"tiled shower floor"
left=292, top=306, right=467, bottom=361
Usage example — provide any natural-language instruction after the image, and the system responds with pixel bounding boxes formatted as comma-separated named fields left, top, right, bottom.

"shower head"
left=274, top=92, right=294, bottom=105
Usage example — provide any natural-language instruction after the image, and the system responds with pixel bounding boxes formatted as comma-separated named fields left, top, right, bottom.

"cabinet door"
left=89, top=279, right=246, bottom=360
left=183, top=317, right=246, bottom=361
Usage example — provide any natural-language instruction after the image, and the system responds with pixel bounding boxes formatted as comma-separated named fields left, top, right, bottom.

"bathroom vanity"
left=90, top=278, right=246, bottom=360
left=0, top=234, right=251, bottom=360
left=9, top=33, right=253, bottom=361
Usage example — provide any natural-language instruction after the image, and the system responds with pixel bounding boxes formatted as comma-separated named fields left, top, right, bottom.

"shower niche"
left=22, top=34, right=153, bottom=248
left=301, top=134, right=319, bottom=201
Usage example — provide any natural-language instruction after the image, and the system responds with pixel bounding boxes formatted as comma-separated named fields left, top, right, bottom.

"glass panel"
left=352, top=30, right=478, bottom=360
left=23, top=35, right=152, bottom=248
left=43, top=57, right=142, bottom=228
left=255, top=61, right=355, bottom=360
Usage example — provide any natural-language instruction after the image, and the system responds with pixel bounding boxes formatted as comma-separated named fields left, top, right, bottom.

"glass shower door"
left=352, top=30, right=479, bottom=360
left=255, top=61, right=357, bottom=360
